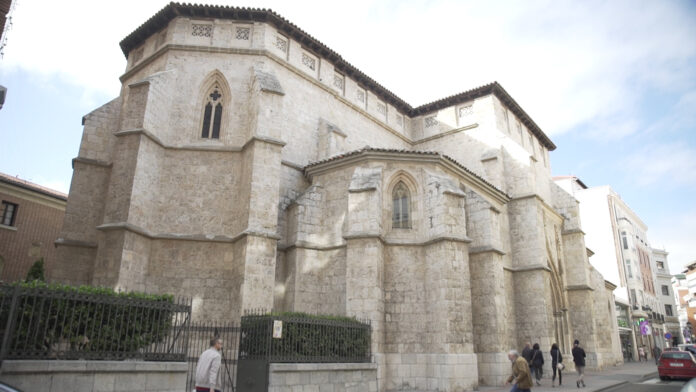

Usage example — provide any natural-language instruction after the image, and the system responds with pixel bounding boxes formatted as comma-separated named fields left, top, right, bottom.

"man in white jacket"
left=195, top=338, right=222, bottom=392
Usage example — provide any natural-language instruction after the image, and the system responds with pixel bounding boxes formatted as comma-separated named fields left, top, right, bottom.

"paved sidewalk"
left=478, top=361, right=659, bottom=392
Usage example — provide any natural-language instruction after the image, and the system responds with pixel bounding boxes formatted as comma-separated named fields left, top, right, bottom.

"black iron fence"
left=0, top=283, right=191, bottom=361
left=186, top=322, right=240, bottom=392
left=239, top=310, right=371, bottom=363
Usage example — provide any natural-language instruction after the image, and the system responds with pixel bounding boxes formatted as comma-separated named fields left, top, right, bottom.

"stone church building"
left=54, top=3, right=622, bottom=390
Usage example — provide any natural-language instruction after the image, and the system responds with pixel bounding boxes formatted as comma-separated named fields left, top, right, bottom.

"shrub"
left=25, top=258, right=45, bottom=282
left=240, top=311, right=370, bottom=362
left=0, top=281, right=174, bottom=357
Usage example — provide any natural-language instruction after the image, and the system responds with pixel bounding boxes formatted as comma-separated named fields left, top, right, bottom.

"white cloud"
left=622, top=142, right=696, bottom=187
left=4, top=0, right=694, bottom=139
left=3, top=0, right=165, bottom=97
left=645, top=90, right=696, bottom=136
left=650, top=209, right=696, bottom=274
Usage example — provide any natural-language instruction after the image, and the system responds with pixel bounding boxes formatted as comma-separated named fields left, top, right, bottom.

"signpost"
left=640, top=321, right=651, bottom=336
left=273, top=320, right=283, bottom=339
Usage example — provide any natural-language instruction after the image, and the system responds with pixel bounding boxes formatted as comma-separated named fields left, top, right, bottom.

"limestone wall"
left=0, top=360, right=186, bottom=392
left=590, top=269, right=624, bottom=368
left=281, top=247, right=347, bottom=315
left=51, top=10, right=624, bottom=391
left=268, top=363, right=378, bottom=392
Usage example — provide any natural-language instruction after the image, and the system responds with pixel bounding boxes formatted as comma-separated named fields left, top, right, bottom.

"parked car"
left=679, top=344, right=696, bottom=356
left=659, top=351, right=696, bottom=380
left=682, top=377, right=696, bottom=392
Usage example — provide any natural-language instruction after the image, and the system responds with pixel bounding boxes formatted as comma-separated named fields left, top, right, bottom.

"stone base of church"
left=381, top=353, right=478, bottom=392
left=476, top=352, right=510, bottom=386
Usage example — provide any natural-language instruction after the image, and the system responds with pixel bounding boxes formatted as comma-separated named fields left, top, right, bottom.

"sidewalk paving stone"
left=476, top=361, right=659, bottom=392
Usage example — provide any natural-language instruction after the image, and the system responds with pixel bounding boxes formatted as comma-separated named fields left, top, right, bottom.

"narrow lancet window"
left=392, top=182, right=410, bottom=229
left=212, top=103, right=222, bottom=139
left=201, top=103, right=212, bottom=138
left=201, top=84, right=223, bottom=139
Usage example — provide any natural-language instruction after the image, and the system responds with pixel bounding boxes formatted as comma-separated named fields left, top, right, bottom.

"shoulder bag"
left=556, top=350, right=565, bottom=370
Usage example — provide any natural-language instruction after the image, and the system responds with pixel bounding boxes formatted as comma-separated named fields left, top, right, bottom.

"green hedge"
left=0, top=281, right=175, bottom=355
left=240, top=312, right=370, bottom=362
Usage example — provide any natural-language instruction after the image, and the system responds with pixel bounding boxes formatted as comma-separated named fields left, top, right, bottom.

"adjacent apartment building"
left=652, top=248, right=680, bottom=346
left=0, top=172, right=67, bottom=281
left=678, top=263, right=696, bottom=343
left=555, top=177, right=668, bottom=360
left=672, top=273, right=690, bottom=342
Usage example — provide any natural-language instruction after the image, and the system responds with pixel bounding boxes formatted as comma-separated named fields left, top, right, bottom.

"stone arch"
left=195, top=70, right=232, bottom=140
left=546, top=237, right=571, bottom=352
left=392, top=182, right=411, bottom=229
left=385, top=171, right=419, bottom=231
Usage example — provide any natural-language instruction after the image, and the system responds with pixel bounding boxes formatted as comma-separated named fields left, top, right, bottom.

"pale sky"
left=1, top=0, right=695, bottom=273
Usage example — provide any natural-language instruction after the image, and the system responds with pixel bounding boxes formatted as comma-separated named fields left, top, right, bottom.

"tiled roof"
left=0, top=0, right=12, bottom=42
left=552, top=175, right=588, bottom=189
left=0, top=172, right=68, bottom=201
left=304, top=147, right=509, bottom=197
left=120, top=3, right=556, bottom=150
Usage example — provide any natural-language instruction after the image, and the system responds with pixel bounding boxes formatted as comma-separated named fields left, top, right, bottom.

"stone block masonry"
left=269, top=363, right=378, bottom=392
left=53, top=3, right=623, bottom=391
left=0, top=360, right=186, bottom=392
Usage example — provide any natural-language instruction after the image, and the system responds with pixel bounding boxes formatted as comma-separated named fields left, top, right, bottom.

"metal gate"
left=186, top=322, right=240, bottom=392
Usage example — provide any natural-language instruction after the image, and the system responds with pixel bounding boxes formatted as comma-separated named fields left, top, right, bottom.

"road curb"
left=589, top=371, right=658, bottom=392
left=592, top=380, right=628, bottom=392
left=638, top=371, right=658, bottom=381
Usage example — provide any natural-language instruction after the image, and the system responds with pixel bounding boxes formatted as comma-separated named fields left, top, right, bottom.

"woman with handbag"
left=550, top=343, right=563, bottom=387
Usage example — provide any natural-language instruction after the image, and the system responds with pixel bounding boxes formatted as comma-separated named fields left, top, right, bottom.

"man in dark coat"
left=572, top=339, right=586, bottom=388
left=530, top=343, right=545, bottom=386
left=522, top=342, right=533, bottom=363
left=653, top=346, right=662, bottom=365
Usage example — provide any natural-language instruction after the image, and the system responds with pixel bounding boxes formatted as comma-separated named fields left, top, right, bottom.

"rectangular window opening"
left=1, top=201, right=18, bottom=226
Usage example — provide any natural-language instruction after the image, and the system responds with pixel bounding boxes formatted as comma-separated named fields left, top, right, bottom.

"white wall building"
left=653, top=248, right=680, bottom=346
left=673, top=273, right=691, bottom=343
left=555, top=177, right=666, bottom=358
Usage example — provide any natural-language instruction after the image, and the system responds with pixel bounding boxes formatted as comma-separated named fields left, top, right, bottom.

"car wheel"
left=660, top=376, right=667, bottom=381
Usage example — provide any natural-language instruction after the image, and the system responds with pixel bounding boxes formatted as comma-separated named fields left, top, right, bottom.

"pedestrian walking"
left=572, top=339, right=586, bottom=388
left=505, top=349, right=533, bottom=392
left=638, top=346, right=645, bottom=362
left=550, top=343, right=563, bottom=387
left=522, top=342, right=533, bottom=364
left=653, top=346, right=662, bottom=365
left=530, top=343, right=544, bottom=386
left=195, top=337, right=223, bottom=392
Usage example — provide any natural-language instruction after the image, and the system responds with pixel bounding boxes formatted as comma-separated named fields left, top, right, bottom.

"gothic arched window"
left=392, top=182, right=411, bottom=229
left=201, top=84, right=223, bottom=139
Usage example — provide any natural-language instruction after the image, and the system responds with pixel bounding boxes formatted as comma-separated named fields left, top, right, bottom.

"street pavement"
left=478, top=361, right=664, bottom=392
left=608, top=377, right=686, bottom=391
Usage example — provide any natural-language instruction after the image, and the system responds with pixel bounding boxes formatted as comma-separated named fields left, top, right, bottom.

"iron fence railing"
left=0, top=283, right=191, bottom=361
left=239, top=310, right=371, bottom=363
left=186, top=322, right=239, bottom=392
